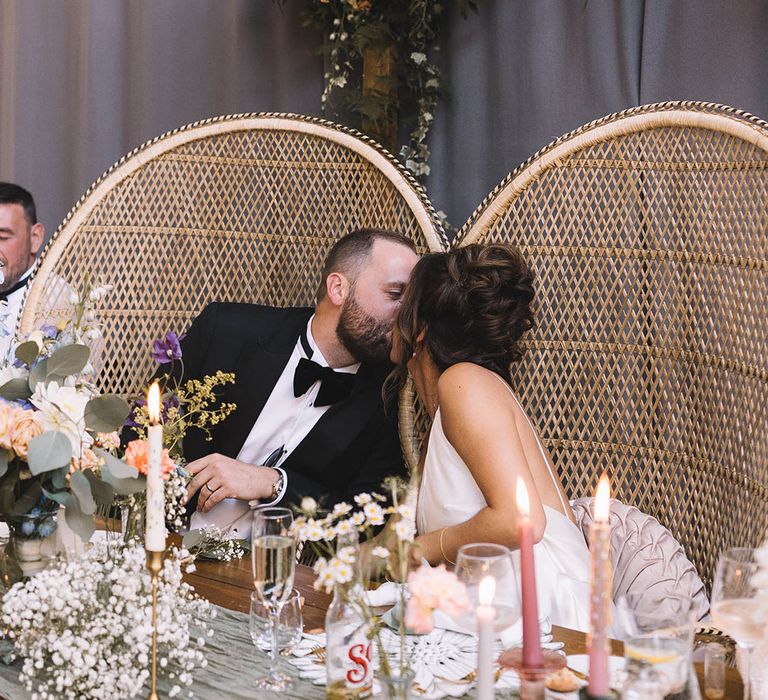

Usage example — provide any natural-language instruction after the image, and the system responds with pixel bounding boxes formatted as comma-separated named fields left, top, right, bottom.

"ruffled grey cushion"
left=571, top=497, right=710, bottom=622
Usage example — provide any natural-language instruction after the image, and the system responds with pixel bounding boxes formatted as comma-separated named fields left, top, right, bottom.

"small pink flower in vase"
left=405, top=564, right=470, bottom=634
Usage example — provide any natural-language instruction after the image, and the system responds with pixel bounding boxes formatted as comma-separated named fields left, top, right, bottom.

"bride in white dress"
left=388, top=243, right=592, bottom=632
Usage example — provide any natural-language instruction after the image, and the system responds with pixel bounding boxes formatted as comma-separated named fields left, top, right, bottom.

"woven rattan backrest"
left=402, top=102, right=768, bottom=587
left=20, top=113, right=447, bottom=398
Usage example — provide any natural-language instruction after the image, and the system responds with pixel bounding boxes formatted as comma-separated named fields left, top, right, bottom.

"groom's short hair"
left=317, top=228, right=415, bottom=300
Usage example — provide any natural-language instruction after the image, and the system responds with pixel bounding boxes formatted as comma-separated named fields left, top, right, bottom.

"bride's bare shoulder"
left=437, top=363, right=510, bottom=411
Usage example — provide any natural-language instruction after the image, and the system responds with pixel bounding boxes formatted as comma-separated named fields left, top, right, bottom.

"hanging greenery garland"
left=281, top=0, right=480, bottom=179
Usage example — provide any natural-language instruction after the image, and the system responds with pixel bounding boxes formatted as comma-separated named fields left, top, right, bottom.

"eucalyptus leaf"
left=70, top=472, right=96, bottom=515
left=61, top=493, right=96, bottom=542
left=42, top=488, right=69, bottom=505
left=95, top=448, right=138, bottom=480
left=0, top=451, right=8, bottom=479
left=97, top=449, right=144, bottom=495
left=103, top=472, right=146, bottom=496
left=182, top=529, right=202, bottom=550
left=29, top=360, right=48, bottom=391
left=85, top=395, right=131, bottom=433
left=27, top=431, right=72, bottom=475
left=0, top=464, right=19, bottom=515
left=0, top=378, right=32, bottom=402
left=83, top=470, right=114, bottom=507
left=10, top=481, right=43, bottom=516
left=46, top=344, right=90, bottom=377
left=14, top=341, right=40, bottom=367
left=51, top=467, right=68, bottom=490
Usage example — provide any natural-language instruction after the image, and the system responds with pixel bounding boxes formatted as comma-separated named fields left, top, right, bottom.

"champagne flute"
left=251, top=507, right=295, bottom=690
left=710, top=547, right=761, bottom=700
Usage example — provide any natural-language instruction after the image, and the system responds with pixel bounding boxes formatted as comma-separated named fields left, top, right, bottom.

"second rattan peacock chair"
left=20, top=113, right=448, bottom=400
left=400, top=101, right=768, bottom=589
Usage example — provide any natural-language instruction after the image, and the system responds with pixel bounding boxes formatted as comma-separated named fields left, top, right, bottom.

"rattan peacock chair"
left=400, top=101, right=768, bottom=589
left=20, top=113, right=448, bottom=400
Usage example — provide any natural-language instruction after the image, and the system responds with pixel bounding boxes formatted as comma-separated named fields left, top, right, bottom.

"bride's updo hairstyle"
left=390, top=243, right=535, bottom=391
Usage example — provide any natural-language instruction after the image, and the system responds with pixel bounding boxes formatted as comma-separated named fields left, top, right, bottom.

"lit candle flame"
left=516, top=477, right=530, bottom=518
left=594, top=474, right=611, bottom=523
left=479, top=575, right=496, bottom=607
left=147, top=382, right=161, bottom=425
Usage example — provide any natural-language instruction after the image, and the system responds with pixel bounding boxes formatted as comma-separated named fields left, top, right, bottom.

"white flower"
left=334, top=519, right=354, bottom=537
left=354, top=493, right=372, bottom=506
left=332, top=502, right=352, bottom=517
left=372, top=546, right=390, bottom=559
left=0, top=364, right=25, bottom=387
left=363, top=502, right=385, bottom=527
left=394, top=520, right=416, bottom=542
left=304, top=520, right=325, bottom=542
left=300, top=497, right=318, bottom=515
left=336, top=546, right=356, bottom=565
left=411, top=52, right=427, bottom=65
left=68, top=291, right=79, bottom=305
left=351, top=512, right=366, bottom=527
left=331, top=561, right=353, bottom=585
left=27, top=330, right=45, bottom=350
left=31, top=381, right=93, bottom=452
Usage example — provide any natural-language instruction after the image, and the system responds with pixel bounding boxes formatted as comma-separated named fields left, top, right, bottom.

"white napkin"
left=367, top=581, right=560, bottom=650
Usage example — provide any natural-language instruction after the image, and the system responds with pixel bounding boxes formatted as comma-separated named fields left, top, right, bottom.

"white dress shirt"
left=0, top=267, right=34, bottom=360
left=190, top=315, right=359, bottom=537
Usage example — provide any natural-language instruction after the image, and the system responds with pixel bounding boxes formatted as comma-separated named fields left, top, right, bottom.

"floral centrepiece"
left=1, top=543, right=214, bottom=700
left=0, top=278, right=140, bottom=546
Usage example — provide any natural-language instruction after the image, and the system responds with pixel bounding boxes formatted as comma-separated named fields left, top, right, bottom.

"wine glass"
left=454, top=543, right=520, bottom=632
left=251, top=506, right=295, bottom=690
left=250, top=589, right=303, bottom=655
left=710, top=547, right=761, bottom=700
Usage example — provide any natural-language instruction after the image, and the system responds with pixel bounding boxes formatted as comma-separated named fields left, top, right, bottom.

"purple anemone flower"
left=151, top=331, right=183, bottom=364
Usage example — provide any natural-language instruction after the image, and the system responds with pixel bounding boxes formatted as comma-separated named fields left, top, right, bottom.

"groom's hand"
left=185, top=453, right=279, bottom=512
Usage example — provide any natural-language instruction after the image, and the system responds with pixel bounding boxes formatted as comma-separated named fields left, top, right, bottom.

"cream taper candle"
left=476, top=575, right=496, bottom=700
left=145, top=382, right=165, bottom=552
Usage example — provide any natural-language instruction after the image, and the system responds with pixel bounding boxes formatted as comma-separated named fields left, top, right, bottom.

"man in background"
left=0, top=183, right=46, bottom=358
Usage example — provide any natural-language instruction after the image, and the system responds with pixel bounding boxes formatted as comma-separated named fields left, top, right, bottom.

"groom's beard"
left=337, top=294, right=392, bottom=364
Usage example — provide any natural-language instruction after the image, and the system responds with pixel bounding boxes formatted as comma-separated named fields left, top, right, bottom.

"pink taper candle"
left=516, top=478, right=544, bottom=669
left=587, top=475, right=612, bottom=697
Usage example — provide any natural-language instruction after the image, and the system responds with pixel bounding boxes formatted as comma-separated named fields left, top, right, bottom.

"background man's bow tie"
left=293, top=357, right=355, bottom=406
left=0, top=276, right=29, bottom=303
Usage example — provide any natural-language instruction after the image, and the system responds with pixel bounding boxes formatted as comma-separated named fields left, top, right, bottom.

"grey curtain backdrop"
left=1, top=0, right=768, bottom=237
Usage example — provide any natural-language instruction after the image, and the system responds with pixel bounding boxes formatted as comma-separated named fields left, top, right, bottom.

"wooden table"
left=185, top=554, right=744, bottom=698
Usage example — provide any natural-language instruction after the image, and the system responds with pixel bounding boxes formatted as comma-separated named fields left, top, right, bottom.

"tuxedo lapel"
left=218, top=309, right=313, bottom=457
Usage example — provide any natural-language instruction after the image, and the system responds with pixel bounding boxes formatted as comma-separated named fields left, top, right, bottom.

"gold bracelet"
left=439, top=527, right=455, bottom=565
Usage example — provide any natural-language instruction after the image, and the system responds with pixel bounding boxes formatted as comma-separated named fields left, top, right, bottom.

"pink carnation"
left=405, top=564, right=470, bottom=634
left=124, top=439, right=175, bottom=478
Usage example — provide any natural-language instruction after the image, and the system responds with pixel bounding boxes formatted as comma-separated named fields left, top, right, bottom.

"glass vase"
left=6, top=508, right=58, bottom=580
left=378, top=667, right=415, bottom=700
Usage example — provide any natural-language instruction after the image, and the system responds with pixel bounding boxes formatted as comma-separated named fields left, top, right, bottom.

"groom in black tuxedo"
left=181, top=229, right=418, bottom=534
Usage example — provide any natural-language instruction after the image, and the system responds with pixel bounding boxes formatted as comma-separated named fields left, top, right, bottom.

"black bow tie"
left=293, top=325, right=356, bottom=406
left=0, top=276, right=29, bottom=302
left=293, top=357, right=356, bottom=406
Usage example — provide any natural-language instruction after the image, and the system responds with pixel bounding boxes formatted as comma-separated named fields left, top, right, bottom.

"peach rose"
left=0, top=402, right=14, bottom=451
left=124, top=439, right=175, bottom=478
left=70, top=448, right=101, bottom=472
left=10, top=409, right=44, bottom=460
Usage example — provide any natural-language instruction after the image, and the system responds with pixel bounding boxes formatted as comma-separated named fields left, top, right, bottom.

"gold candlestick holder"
left=146, top=549, right=165, bottom=700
